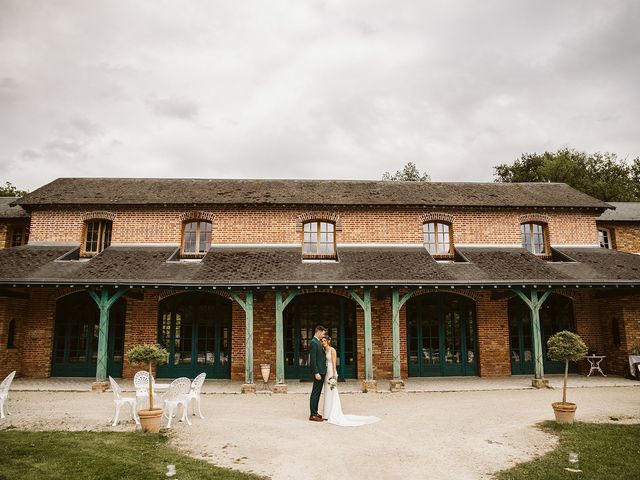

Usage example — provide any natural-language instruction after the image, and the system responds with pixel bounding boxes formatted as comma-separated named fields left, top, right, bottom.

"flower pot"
left=552, top=402, right=577, bottom=424
left=138, top=408, right=163, bottom=432
left=260, top=364, right=271, bottom=383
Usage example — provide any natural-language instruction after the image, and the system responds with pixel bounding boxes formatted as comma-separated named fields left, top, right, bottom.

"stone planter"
left=552, top=402, right=577, bottom=424
left=260, top=364, right=271, bottom=384
left=138, top=408, right=163, bottom=432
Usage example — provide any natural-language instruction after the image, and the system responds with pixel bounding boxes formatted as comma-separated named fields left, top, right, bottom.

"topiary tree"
left=125, top=344, right=169, bottom=411
left=547, top=331, right=588, bottom=404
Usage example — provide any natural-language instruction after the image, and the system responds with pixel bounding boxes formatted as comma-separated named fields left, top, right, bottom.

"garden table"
left=585, top=355, right=606, bottom=377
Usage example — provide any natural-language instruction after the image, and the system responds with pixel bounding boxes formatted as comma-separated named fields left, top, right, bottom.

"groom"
left=308, top=324, right=327, bottom=421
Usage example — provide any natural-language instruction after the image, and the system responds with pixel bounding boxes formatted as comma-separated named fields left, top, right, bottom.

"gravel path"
left=1, top=386, right=638, bottom=479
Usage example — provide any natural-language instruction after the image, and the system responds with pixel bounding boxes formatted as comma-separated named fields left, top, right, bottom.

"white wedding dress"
left=322, top=349, right=380, bottom=427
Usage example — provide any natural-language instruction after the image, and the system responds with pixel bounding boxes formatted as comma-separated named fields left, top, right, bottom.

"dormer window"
left=521, top=222, right=547, bottom=255
left=181, top=221, right=212, bottom=257
left=303, top=221, right=336, bottom=259
left=83, top=219, right=112, bottom=256
left=8, top=225, right=29, bottom=247
left=598, top=228, right=611, bottom=249
left=423, top=222, right=453, bottom=257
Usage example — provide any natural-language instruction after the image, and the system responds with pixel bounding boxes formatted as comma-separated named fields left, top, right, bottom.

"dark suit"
left=309, top=335, right=327, bottom=416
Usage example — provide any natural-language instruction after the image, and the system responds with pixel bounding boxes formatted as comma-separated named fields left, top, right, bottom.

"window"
left=423, top=222, right=453, bottom=257
left=521, top=222, right=547, bottom=255
left=83, top=220, right=112, bottom=255
left=302, top=221, right=336, bottom=259
left=181, top=221, right=212, bottom=257
left=7, top=320, right=16, bottom=348
left=8, top=225, right=29, bottom=247
left=598, top=228, right=611, bottom=249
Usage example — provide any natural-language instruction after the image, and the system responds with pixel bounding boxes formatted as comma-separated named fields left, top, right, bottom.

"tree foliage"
left=494, top=149, right=640, bottom=201
left=125, top=343, right=169, bottom=367
left=0, top=181, right=28, bottom=197
left=547, top=331, right=588, bottom=363
left=382, top=162, right=431, bottom=181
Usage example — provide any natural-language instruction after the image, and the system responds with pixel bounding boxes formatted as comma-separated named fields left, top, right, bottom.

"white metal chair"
left=185, top=372, right=206, bottom=419
left=163, top=377, right=192, bottom=428
left=133, top=370, right=155, bottom=409
left=109, top=376, right=139, bottom=426
left=0, top=371, right=16, bottom=419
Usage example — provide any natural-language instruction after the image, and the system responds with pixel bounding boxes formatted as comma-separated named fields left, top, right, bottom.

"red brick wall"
left=598, top=221, right=640, bottom=254
left=20, top=289, right=56, bottom=378
left=28, top=205, right=599, bottom=246
left=122, top=291, right=160, bottom=378
left=0, top=295, right=27, bottom=378
left=476, top=293, right=511, bottom=376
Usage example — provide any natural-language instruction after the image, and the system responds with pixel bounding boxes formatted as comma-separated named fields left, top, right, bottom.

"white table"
left=585, top=355, right=606, bottom=377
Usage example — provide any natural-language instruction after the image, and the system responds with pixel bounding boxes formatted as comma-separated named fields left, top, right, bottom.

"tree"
left=494, top=149, right=640, bottom=202
left=0, top=181, right=28, bottom=197
left=382, top=162, right=431, bottom=182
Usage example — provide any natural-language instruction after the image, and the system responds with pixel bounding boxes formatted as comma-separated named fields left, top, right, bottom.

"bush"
left=125, top=344, right=169, bottom=366
left=547, top=331, right=588, bottom=362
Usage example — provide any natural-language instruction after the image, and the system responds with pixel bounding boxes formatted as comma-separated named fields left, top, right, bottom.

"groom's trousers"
left=310, top=374, right=325, bottom=416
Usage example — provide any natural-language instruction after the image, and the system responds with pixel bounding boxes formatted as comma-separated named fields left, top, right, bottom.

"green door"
left=284, top=294, right=357, bottom=380
left=509, top=294, right=578, bottom=375
left=157, top=293, right=231, bottom=379
left=407, top=294, right=478, bottom=377
left=51, top=292, right=125, bottom=377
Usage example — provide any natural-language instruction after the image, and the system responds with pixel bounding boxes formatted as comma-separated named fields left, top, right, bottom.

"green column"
left=350, top=287, right=373, bottom=381
left=87, top=288, right=128, bottom=383
left=391, top=287, right=416, bottom=380
left=230, top=290, right=254, bottom=385
left=512, top=288, right=552, bottom=381
left=274, top=290, right=298, bottom=384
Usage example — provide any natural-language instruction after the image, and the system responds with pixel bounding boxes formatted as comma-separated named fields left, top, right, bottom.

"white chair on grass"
left=163, top=377, right=192, bottom=428
left=185, top=372, right=206, bottom=419
left=109, top=376, right=139, bottom=427
left=0, top=371, right=16, bottom=419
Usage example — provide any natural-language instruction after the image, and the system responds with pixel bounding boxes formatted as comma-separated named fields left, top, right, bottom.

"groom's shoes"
left=309, top=415, right=323, bottom=422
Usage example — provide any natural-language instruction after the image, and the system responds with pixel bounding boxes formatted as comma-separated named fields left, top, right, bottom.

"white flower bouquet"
left=328, top=376, right=337, bottom=390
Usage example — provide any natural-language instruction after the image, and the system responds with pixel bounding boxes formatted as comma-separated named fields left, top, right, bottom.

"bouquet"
left=328, top=376, right=337, bottom=390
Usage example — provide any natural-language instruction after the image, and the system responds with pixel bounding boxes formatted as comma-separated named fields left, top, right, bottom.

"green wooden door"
left=157, top=293, right=231, bottom=379
left=284, top=294, right=357, bottom=380
left=508, top=294, right=578, bottom=375
left=51, top=292, right=125, bottom=377
left=407, top=294, right=478, bottom=377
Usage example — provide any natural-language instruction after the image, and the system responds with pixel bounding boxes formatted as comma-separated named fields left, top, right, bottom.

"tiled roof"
left=0, top=197, right=29, bottom=219
left=15, top=178, right=610, bottom=209
left=598, top=202, right=640, bottom=222
left=0, top=244, right=637, bottom=286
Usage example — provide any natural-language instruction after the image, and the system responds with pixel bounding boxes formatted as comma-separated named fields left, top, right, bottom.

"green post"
left=230, top=290, right=254, bottom=386
left=350, top=287, right=373, bottom=382
left=87, top=288, right=128, bottom=383
left=512, top=288, right=552, bottom=386
left=391, top=287, right=416, bottom=381
left=274, top=289, right=298, bottom=386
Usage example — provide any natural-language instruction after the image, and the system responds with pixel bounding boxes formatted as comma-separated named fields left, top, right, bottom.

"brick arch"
left=55, top=288, right=90, bottom=300
left=420, top=212, right=455, bottom=225
left=179, top=211, right=215, bottom=223
left=81, top=211, right=116, bottom=222
left=410, top=289, right=480, bottom=302
left=158, top=289, right=232, bottom=301
left=288, top=288, right=354, bottom=301
left=295, top=211, right=343, bottom=232
left=518, top=213, right=550, bottom=225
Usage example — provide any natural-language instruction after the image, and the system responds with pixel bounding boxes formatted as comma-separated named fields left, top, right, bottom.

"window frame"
left=423, top=221, right=454, bottom=258
left=180, top=220, right=212, bottom=258
left=520, top=222, right=549, bottom=255
left=7, top=225, right=29, bottom=248
left=6, top=319, right=16, bottom=348
left=598, top=228, right=612, bottom=249
left=301, top=220, right=337, bottom=260
left=81, top=219, right=112, bottom=257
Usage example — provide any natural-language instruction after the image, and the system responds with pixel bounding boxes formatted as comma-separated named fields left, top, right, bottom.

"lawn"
left=496, top=422, right=640, bottom=480
left=0, top=430, right=266, bottom=480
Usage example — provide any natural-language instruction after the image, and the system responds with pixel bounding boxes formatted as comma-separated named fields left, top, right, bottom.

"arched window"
left=302, top=221, right=336, bottom=259
left=521, top=222, right=547, bottom=255
left=83, top=219, right=112, bottom=256
left=423, top=222, right=453, bottom=257
left=181, top=221, right=212, bottom=257
left=7, top=319, right=16, bottom=348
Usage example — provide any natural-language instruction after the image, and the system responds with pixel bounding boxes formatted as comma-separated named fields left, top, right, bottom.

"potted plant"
left=547, top=330, right=588, bottom=424
left=125, top=343, right=169, bottom=432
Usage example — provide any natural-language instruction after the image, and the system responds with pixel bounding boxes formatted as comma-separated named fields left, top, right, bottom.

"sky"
left=1, top=0, right=639, bottom=191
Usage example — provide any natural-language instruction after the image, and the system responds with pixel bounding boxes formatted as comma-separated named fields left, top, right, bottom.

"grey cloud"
left=150, top=96, right=199, bottom=120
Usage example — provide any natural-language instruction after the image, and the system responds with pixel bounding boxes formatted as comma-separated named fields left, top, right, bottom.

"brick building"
left=1, top=178, right=639, bottom=392
left=597, top=202, right=640, bottom=254
left=0, top=198, right=29, bottom=250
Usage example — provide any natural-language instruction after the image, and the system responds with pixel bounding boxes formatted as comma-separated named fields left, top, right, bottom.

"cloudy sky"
left=1, top=1, right=639, bottom=191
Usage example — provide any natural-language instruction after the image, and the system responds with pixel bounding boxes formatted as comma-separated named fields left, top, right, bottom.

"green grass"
left=496, top=422, right=640, bottom=480
left=0, top=430, right=266, bottom=480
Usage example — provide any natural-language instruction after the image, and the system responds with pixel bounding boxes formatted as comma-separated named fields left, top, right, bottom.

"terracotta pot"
left=138, top=408, right=163, bottom=432
left=552, top=402, right=577, bottom=424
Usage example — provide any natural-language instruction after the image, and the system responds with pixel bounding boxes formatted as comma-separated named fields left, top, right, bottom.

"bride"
left=321, top=336, right=380, bottom=427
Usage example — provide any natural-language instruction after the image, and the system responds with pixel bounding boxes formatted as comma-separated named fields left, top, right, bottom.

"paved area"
left=2, top=378, right=639, bottom=479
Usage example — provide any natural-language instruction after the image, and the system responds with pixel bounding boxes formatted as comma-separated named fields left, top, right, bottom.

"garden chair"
left=185, top=372, right=206, bottom=419
left=163, top=377, right=192, bottom=428
left=108, top=376, right=139, bottom=427
left=0, top=371, right=16, bottom=419
left=133, top=370, right=155, bottom=409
